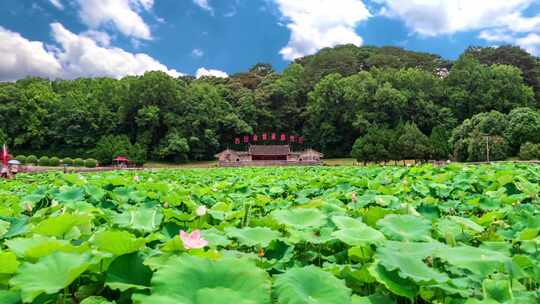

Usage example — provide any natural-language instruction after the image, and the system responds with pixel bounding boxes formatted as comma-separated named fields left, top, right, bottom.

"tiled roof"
left=249, top=145, right=290, bottom=156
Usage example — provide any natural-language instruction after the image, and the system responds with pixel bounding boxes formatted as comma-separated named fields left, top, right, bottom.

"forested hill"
left=1, top=44, right=540, bottom=164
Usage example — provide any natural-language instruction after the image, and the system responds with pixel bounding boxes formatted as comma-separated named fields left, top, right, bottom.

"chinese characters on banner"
left=234, top=134, right=305, bottom=145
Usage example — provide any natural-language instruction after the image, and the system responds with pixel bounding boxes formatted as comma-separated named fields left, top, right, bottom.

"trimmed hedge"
left=74, top=158, right=85, bottom=167
left=63, top=157, right=74, bottom=166
left=84, top=159, right=98, bottom=168
left=26, top=155, right=38, bottom=165
left=49, top=157, right=60, bottom=166
left=38, top=156, right=50, bottom=166
left=15, top=155, right=26, bottom=165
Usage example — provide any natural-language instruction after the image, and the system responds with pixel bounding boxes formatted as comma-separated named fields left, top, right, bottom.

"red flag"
left=298, top=136, right=304, bottom=144
left=271, top=133, right=276, bottom=140
left=234, top=137, right=241, bottom=145
left=253, top=134, right=258, bottom=142
left=262, top=133, right=268, bottom=141
left=2, top=144, right=8, bottom=167
left=289, top=135, right=295, bottom=142
left=243, top=135, right=249, bottom=143
left=280, top=133, right=286, bottom=141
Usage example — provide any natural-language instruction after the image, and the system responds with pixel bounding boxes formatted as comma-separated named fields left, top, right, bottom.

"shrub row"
left=14, top=155, right=98, bottom=168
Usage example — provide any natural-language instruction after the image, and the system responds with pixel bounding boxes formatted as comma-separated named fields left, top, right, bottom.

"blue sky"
left=0, top=0, right=539, bottom=81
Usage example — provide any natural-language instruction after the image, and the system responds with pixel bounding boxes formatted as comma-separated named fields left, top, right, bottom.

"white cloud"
left=0, top=26, right=62, bottom=81
left=274, top=0, right=371, bottom=60
left=51, top=23, right=181, bottom=78
left=196, top=67, right=228, bottom=78
left=191, top=48, right=204, bottom=57
left=81, top=30, right=111, bottom=46
left=193, top=0, right=214, bottom=14
left=515, top=33, right=540, bottom=55
left=77, top=0, right=153, bottom=40
left=0, top=24, right=182, bottom=81
left=375, top=0, right=540, bottom=55
left=49, top=0, right=64, bottom=10
left=135, top=0, right=154, bottom=11
left=375, top=0, right=533, bottom=36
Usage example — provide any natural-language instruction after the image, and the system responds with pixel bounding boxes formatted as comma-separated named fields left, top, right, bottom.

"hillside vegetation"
left=1, top=45, right=539, bottom=163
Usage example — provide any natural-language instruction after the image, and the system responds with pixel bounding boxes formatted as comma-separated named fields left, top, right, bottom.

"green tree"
left=449, top=111, right=509, bottom=161
left=446, top=56, right=534, bottom=120
left=92, top=135, right=132, bottom=165
left=465, top=45, right=540, bottom=105
left=351, top=127, right=396, bottom=164
left=504, top=107, right=540, bottom=154
left=519, top=142, right=540, bottom=160
left=396, top=122, right=431, bottom=161
left=467, top=131, right=509, bottom=162
left=157, top=131, right=190, bottom=162
left=429, top=126, right=451, bottom=160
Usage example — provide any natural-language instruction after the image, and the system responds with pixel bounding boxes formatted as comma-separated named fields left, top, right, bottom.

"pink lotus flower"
left=133, top=175, right=140, bottom=182
left=179, top=230, right=208, bottom=249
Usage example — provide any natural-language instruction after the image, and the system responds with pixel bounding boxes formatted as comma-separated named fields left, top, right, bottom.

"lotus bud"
left=196, top=205, right=207, bottom=217
left=258, top=248, right=265, bottom=257
left=351, top=192, right=357, bottom=203
left=163, top=202, right=169, bottom=209
left=133, top=175, right=140, bottom=182
left=24, top=203, right=33, bottom=213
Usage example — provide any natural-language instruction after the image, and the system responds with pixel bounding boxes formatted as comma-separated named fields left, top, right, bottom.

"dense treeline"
left=0, top=44, right=539, bottom=164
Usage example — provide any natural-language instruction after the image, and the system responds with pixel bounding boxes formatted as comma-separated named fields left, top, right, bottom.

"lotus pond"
left=1, top=164, right=540, bottom=304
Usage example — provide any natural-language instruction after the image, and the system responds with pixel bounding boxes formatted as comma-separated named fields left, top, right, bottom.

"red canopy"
left=114, top=156, right=129, bottom=162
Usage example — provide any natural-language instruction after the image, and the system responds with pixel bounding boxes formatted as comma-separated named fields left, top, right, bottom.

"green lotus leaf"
left=85, top=185, right=106, bottom=202
left=0, top=290, right=20, bottom=304
left=0, top=251, right=19, bottom=274
left=332, top=215, right=366, bottom=230
left=92, top=230, right=146, bottom=256
left=0, top=219, right=10, bottom=237
left=482, top=279, right=512, bottom=303
left=5, top=235, right=86, bottom=261
left=105, top=252, right=152, bottom=291
left=447, top=216, right=484, bottom=233
left=274, top=266, right=351, bottom=304
left=375, top=243, right=448, bottom=283
left=225, top=226, right=280, bottom=247
left=362, top=207, right=395, bottom=227
left=10, top=252, right=91, bottom=302
left=368, top=262, right=418, bottom=299
left=355, top=194, right=399, bottom=208
left=132, top=255, right=271, bottom=304
left=54, top=187, right=85, bottom=203
left=271, top=208, right=327, bottom=230
left=435, top=246, right=509, bottom=276
left=81, top=296, right=115, bottom=304
left=377, top=214, right=432, bottom=241
left=332, top=219, right=385, bottom=246
left=32, top=213, right=92, bottom=238
left=352, top=294, right=394, bottom=304
left=112, top=207, right=163, bottom=233
left=201, top=228, right=232, bottom=247
left=287, top=227, right=335, bottom=244
left=1, top=216, right=28, bottom=239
